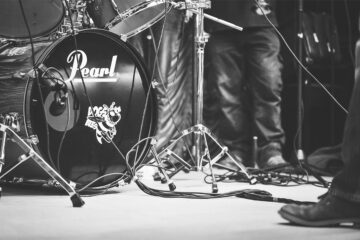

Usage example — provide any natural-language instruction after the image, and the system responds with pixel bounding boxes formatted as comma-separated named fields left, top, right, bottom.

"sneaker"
left=258, top=155, right=287, bottom=169
left=257, top=142, right=286, bottom=169
left=278, top=194, right=360, bottom=227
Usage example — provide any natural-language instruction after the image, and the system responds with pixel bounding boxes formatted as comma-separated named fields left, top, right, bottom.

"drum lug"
left=151, top=80, right=159, bottom=89
left=26, top=135, right=39, bottom=145
left=120, top=34, right=127, bottom=42
left=0, top=112, right=21, bottom=133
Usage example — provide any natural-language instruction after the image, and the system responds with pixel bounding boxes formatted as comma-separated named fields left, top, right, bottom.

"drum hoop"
left=105, top=0, right=171, bottom=37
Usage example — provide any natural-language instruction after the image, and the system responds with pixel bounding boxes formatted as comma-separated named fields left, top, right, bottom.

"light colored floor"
left=0, top=168, right=359, bottom=240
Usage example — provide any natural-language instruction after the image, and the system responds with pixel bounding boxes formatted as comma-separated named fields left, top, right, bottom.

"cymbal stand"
left=148, top=0, right=256, bottom=193
left=0, top=114, right=84, bottom=207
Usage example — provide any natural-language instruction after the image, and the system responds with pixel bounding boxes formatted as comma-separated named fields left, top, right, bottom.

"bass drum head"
left=0, top=0, right=64, bottom=39
left=26, top=29, right=156, bottom=188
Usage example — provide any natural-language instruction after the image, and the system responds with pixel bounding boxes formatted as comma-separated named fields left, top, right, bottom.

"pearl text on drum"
left=67, top=50, right=118, bottom=81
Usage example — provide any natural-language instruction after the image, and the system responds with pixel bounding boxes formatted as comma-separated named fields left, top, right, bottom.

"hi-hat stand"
left=0, top=114, right=84, bottom=207
left=149, top=0, right=256, bottom=193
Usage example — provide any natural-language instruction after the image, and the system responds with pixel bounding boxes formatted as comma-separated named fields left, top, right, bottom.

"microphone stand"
left=295, top=0, right=328, bottom=187
left=149, top=0, right=256, bottom=193
left=296, top=0, right=304, bottom=162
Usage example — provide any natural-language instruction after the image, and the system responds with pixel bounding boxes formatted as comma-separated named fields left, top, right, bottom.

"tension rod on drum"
left=0, top=123, right=85, bottom=207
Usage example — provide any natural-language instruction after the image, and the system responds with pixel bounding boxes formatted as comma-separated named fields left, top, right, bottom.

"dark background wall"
left=277, top=0, right=360, bottom=160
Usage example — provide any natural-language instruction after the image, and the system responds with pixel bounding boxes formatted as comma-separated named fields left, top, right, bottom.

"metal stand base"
left=149, top=124, right=256, bottom=193
left=0, top=123, right=84, bottom=207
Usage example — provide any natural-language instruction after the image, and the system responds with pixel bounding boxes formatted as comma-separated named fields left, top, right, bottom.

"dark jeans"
left=330, top=39, right=360, bottom=202
left=205, top=28, right=285, bottom=165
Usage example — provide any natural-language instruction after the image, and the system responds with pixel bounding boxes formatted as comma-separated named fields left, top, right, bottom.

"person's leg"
left=205, top=30, right=253, bottom=166
left=245, top=28, right=285, bottom=168
left=278, top=39, right=360, bottom=227
left=329, top=65, right=360, bottom=202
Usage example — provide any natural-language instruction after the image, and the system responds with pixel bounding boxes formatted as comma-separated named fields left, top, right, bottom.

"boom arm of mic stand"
left=170, top=1, right=243, bottom=32
left=203, top=13, right=243, bottom=32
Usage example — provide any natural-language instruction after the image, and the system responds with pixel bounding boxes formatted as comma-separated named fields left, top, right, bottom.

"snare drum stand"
left=0, top=113, right=84, bottom=207
left=150, top=0, right=256, bottom=193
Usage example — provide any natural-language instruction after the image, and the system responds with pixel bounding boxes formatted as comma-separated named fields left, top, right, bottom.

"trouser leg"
left=330, top=40, right=360, bottom=202
left=206, top=31, right=253, bottom=166
left=245, top=28, right=285, bottom=164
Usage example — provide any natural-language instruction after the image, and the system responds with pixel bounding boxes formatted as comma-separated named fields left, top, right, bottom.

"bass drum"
left=0, top=0, right=65, bottom=39
left=3, top=29, right=156, bottom=189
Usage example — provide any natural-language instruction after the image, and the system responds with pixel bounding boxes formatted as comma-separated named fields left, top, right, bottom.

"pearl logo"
left=67, top=50, right=118, bottom=82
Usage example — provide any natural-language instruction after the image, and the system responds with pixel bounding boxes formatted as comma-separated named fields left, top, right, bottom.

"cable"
left=40, top=66, right=70, bottom=171
left=207, top=164, right=329, bottom=188
left=18, top=0, right=58, bottom=169
left=134, top=178, right=314, bottom=204
left=253, top=0, right=348, bottom=114
left=343, top=0, right=355, bottom=66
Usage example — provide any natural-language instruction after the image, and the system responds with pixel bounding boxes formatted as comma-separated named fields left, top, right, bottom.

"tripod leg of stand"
left=202, top=126, right=257, bottom=184
left=0, top=127, right=6, bottom=174
left=0, top=126, right=7, bottom=198
left=0, top=124, right=84, bottom=207
left=300, top=161, right=329, bottom=188
left=203, top=136, right=218, bottom=193
left=149, top=140, right=176, bottom=191
left=167, top=165, right=186, bottom=179
left=164, top=149, right=192, bottom=170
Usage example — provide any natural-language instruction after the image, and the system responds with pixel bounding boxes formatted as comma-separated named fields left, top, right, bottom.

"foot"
left=258, top=155, right=287, bottom=169
left=257, top=142, right=287, bottom=169
left=278, top=194, right=360, bottom=227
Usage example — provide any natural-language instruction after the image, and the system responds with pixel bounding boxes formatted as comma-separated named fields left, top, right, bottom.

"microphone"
left=37, top=64, right=69, bottom=116
left=49, top=88, right=68, bottom=116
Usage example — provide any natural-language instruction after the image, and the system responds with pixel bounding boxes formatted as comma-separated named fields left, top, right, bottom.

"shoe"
left=278, top=194, right=360, bottom=227
left=257, top=142, right=286, bottom=169
left=258, top=155, right=287, bottom=169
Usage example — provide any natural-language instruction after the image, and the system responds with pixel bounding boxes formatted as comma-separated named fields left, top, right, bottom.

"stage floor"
left=0, top=168, right=359, bottom=240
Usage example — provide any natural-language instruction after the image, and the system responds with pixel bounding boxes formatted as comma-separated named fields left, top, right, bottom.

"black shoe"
left=278, top=194, right=360, bottom=227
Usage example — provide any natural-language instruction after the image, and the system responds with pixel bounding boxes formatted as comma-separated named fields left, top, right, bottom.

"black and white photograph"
left=0, top=0, right=359, bottom=239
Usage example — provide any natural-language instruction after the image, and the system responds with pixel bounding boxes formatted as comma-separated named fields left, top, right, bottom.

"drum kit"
left=0, top=0, right=252, bottom=205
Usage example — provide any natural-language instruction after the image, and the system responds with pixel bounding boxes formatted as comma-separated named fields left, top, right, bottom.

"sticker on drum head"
left=85, top=102, right=122, bottom=144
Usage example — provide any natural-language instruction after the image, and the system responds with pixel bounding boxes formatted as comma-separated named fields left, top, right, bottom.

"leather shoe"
left=278, top=194, right=360, bottom=227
